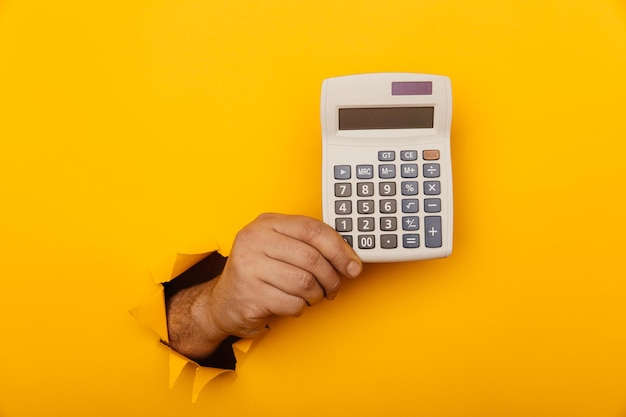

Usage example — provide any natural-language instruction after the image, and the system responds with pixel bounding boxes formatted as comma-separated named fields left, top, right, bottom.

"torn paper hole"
left=131, top=240, right=264, bottom=401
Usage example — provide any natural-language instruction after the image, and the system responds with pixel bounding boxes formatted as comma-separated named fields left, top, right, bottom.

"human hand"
left=206, top=213, right=362, bottom=340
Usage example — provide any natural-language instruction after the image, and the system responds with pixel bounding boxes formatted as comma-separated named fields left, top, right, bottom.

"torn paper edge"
left=130, top=237, right=261, bottom=401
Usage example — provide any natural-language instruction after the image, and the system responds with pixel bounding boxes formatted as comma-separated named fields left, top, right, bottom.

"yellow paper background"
left=1, top=0, right=625, bottom=416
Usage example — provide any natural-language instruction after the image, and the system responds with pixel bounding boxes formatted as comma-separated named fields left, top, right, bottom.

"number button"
left=358, top=235, right=375, bottom=249
left=335, top=218, right=353, bottom=232
left=379, top=182, right=396, bottom=196
left=335, top=200, right=352, bottom=215
left=357, top=200, right=375, bottom=214
left=357, top=182, right=375, bottom=197
left=358, top=217, right=375, bottom=232
left=380, top=217, right=397, bottom=231
left=334, top=183, right=352, bottom=197
left=380, top=199, right=397, bottom=214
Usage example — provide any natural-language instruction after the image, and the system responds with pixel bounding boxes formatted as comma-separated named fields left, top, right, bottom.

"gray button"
left=335, top=200, right=352, bottom=215
left=424, top=216, right=442, bottom=248
left=358, top=217, right=375, bottom=231
left=379, top=182, right=396, bottom=196
left=401, top=181, right=418, bottom=195
left=378, top=164, right=396, bottom=178
left=334, top=165, right=351, bottom=179
left=401, top=164, right=418, bottom=178
left=334, top=183, right=352, bottom=197
left=335, top=218, right=352, bottom=232
left=380, top=217, right=397, bottom=231
left=341, top=235, right=353, bottom=247
left=357, top=200, right=375, bottom=214
left=379, top=199, right=397, bottom=214
left=357, top=182, right=375, bottom=196
left=424, top=181, right=440, bottom=195
left=424, top=198, right=441, bottom=213
left=403, top=234, right=420, bottom=248
left=358, top=235, right=375, bottom=249
left=402, top=216, right=420, bottom=231
left=402, top=199, right=419, bottom=213
left=356, top=165, right=374, bottom=179
left=423, top=163, right=440, bottom=178
left=401, top=150, right=418, bottom=161
left=380, top=234, right=398, bottom=249
left=378, top=151, right=395, bottom=161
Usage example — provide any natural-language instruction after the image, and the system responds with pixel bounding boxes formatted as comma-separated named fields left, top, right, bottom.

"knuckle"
left=296, top=271, right=317, bottom=292
left=300, top=246, right=324, bottom=269
left=301, top=218, right=325, bottom=243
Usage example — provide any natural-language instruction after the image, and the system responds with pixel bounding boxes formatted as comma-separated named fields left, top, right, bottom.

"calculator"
left=321, top=73, right=453, bottom=262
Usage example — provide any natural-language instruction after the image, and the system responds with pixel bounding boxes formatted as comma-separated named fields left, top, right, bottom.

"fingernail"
left=346, top=260, right=362, bottom=278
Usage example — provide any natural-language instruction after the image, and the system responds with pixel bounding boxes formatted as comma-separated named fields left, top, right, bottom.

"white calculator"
left=321, top=73, right=453, bottom=262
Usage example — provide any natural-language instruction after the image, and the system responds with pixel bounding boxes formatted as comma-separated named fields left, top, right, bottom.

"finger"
left=253, top=255, right=326, bottom=305
left=255, top=280, right=308, bottom=318
left=262, top=232, right=343, bottom=300
left=260, top=213, right=363, bottom=278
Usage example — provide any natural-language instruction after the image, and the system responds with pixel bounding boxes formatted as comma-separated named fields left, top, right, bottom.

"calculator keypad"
left=333, top=149, right=443, bottom=251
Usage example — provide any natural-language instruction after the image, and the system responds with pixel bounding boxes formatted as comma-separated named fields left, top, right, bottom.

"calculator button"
left=380, top=234, right=398, bottom=249
left=424, top=198, right=441, bottom=213
left=334, top=183, right=352, bottom=197
left=378, top=164, right=396, bottom=179
left=401, top=150, right=418, bottom=161
left=357, top=182, right=375, bottom=196
left=357, top=200, right=375, bottom=214
left=379, top=182, right=396, bottom=196
left=379, top=199, right=397, bottom=214
left=335, top=218, right=353, bottom=232
left=357, top=235, right=376, bottom=249
left=424, top=181, right=441, bottom=195
left=401, top=199, right=419, bottom=213
left=403, top=234, right=420, bottom=248
left=423, top=163, right=440, bottom=178
left=358, top=217, right=375, bottom=232
left=334, top=165, right=351, bottom=179
left=401, top=181, right=418, bottom=195
left=335, top=200, right=352, bottom=215
left=425, top=216, right=442, bottom=248
left=401, top=164, right=418, bottom=178
left=423, top=150, right=440, bottom=160
left=402, top=216, right=420, bottom=231
left=356, top=165, right=374, bottom=179
left=341, top=235, right=353, bottom=247
left=380, top=217, right=397, bottom=231
left=378, top=151, right=395, bottom=161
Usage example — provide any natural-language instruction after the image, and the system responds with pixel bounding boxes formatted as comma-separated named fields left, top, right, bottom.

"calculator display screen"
left=338, top=107, right=434, bottom=130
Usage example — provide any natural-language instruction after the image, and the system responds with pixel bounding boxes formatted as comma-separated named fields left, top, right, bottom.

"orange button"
left=423, top=149, right=440, bottom=160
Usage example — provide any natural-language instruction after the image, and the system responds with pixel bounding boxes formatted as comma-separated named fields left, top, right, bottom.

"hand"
left=166, top=213, right=362, bottom=361
left=206, top=213, right=362, bottom=340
